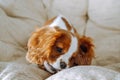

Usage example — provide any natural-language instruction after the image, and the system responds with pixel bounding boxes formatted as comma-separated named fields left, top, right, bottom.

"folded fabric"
left=46, top=66, right=120, bottom=80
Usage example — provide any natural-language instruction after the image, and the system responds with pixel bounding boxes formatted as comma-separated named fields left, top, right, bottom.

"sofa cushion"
left=87, top=0, right=120, bottom=66
left=46, top=66, right=120, bottom=80
left=88, top=0, right=120, bottom=29
left=86, top=20, right=120, bottom=66
left=43, top=0, right=88, bottom=34
left=0, top=0, right=47, bottom=46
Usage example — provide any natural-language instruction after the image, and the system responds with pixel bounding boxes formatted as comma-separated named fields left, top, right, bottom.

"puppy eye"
left=80, top=44, right=88, bottom=54
left=56, top=47, right=63, bottom=53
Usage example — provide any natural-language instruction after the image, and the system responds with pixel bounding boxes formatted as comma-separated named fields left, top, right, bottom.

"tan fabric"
left=87, top=0, right=120, bottom=69
left=88, top=0, right=120, bottom=29
left=0, top=0, right=51, bottom=79
left=86, top=20, right=120, bottom=66
left=0, top=63, right=50, bottom=80
left=43, top=0, right=88, bottom=34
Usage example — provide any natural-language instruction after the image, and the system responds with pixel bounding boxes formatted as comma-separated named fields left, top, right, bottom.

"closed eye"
left=56, top=47, right=63, bottom=53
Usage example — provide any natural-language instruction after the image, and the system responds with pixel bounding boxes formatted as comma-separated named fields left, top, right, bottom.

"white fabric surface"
left=88, top=0, right=120, bottom=29
left=86, top=20, right=120, bottom=67
left=43, top=0, right=88, bottom=34
left=0, top=63, right=50, bottom=80
left=0, top=0, right=51, bottom=80
left=0, top=0, right=120, bottom=80
left=46, top=66, right=120, bottom=80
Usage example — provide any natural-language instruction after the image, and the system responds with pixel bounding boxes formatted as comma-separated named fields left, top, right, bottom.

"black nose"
left=60, top=61, right=66, bottom=69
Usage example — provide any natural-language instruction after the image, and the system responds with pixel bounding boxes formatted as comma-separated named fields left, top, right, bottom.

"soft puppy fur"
left=26, top=15, right=94, bottom=73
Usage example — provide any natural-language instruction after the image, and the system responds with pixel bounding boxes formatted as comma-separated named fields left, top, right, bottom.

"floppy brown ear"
left=26, top=27, right=62, bottom=65
left=79, top=36, right=94, bottom=55
left=78, top=36, right=94, bottom=64
left=69, top=36, right=94, bottom=66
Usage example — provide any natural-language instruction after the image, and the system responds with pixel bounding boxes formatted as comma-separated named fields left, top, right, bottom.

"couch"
left=0, top=0, right=120, bottom=80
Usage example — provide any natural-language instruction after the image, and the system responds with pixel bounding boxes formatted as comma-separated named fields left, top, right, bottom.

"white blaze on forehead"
left=50, top=35, right=78, bottom=69
left=62, top=35, right=78, bottom=63
left=71, top=28, right=74, bottom=33
left=49, top=15, right=74, bottom=33
left=49, top=16, right=68, bottom=30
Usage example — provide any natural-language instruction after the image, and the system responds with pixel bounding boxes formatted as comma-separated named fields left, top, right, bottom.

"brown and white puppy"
left=26, top=15, right=94, bottom=73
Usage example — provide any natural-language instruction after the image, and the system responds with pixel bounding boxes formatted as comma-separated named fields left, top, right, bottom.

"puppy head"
left=26, top=16, right=94, bottom=73
left=26, top=28, right=94, bottom=73
left=26, top=26, right=71, bottom=71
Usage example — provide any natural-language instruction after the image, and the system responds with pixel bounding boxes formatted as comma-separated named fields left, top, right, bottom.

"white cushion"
left=86, top=20, right=120, bottom=66
left=0, top=1, right=51, bottom=79
left=88, top=0, right=120, bottom=67
left=0, top=63, right=50, bottom=80
left=46, top=66, right=120, bottom=80
left=0, top=0, right=47, bottom=46
left=88, top=0, right=120, bottom=29
left=43, top=0, right=88, bottom=34
left=0, top=0, right=47, bottom=24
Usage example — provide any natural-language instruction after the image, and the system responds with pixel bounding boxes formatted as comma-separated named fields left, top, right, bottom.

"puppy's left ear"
left=79, top=36, right=94, bottom=57
left=70, top=36, right=94, bottom=66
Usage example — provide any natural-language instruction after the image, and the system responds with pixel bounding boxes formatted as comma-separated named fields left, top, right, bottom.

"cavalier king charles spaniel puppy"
left=26, top=15, right=94, bottom=73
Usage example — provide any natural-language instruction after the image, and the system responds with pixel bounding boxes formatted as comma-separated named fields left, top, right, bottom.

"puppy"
left=26, top=15, right=94, bottom=73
